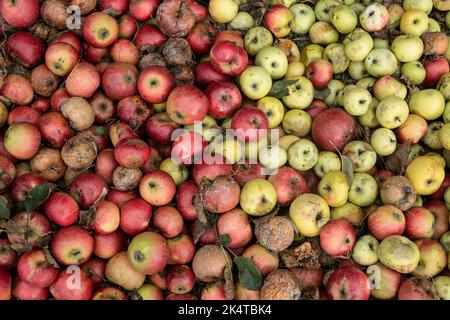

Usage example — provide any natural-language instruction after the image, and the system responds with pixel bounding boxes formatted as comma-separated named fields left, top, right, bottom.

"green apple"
left=412, top=239, right=447, bottom=278
left=373, top=76, right=407, bottom=101
left=400, top=10, right=429, bottom=37
left=309, top=21, right=339, bottom=46
left=423, top=121, right=444, bottom=149
left=255, top=46, right=289, bottom=79
left=373, top=38, right=390, bottom=49
left=229, top=11, right=254, bottom=31
left=244, top=27, right=274, bottom=56
left=409, top=89, right=446, bottom=120
left=330, top=202, right=364, bottom=225
left=289, top=193, right=330, bottom=237
left=445, top=187, right=450, bottom=210
left=427, top=18, right=441, bottom=32
left=259, top=145, right=287, bottom=170
left=439, top=123, right=450, bottom=150
left=356, top=77, right=376, bottom=90
left=290, top=3, right=316, bottom=35
left=281, top=109, right=311, bottom=137
left=441, top=231, right=450, bottom=252
left=330, top=4, right=357, bottom=34
left=358, top=97, right=380, bottom=129
left=343, top=87, right=372, bottom=116
left=208, top=136, right=244, bottom=164
left=446, top=36, right=450, bottom=61
left=314, top=0, right=340, bottom=23
left=434, top=276, right=450, bottom=300
left=239, top=66, right=272, bottom=100
left=336, top=84, right=357, bottom=106
left=371, top=128, right=397, bottom=156
left=444, top=102, right=450, bottom=124
left=318, top=170, right=350, bottom=207
left=281, top=76, right=314, bottom=109
left=352, top=235, right=379, bottom=266
left=348, top=173, right=378, bottom=207
left=209, top=0, right=238, bottom=23
left=391, top=35, right=424, bottom=63
left=378, top=235, right=420, bottom=274
left=407, top=144, right=425, bottom=165
left=437, top=73, right=450, bottom=101
left=350, top=3, right=365, bottom=16
left=400, top=61, right=426, bottom=85
left=314, top=151, right=341, bottom=178
left=300, top=44, right=324, bottom=67
left=240, top=179, right=277, bottom=216
left=278, top=135, right=300, bottom=150
left=256, top=97, right=285, bottom=128
left=287, top=139, right=318, bottom=171
left=403, top=0, right=433, bottom=14
left=364, top=49, right=398, bottom=78
left=159, top=158, right=189, bottom=185
left=152, top=102, right=166, bottom=112
left=323, top=79, right=345, bottom=105
left=221, top=118, right=232, bottom=129
left=323, top=43, right=350, bottom=74
left=348, top=61, right=369, bottom=80
left=271, top=0, right=296, bottom=6
left=343, top=28, right=374, bottom=62
left=342, top=140, right=377, bottom=172
left=285, top=62, right=305, bottom=78
left=376, top=96, right=409, bottom=129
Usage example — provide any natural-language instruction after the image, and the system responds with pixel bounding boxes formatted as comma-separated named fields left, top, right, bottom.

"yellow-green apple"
left=239, top=66, right=272, bottom=100
left=208, top=0, right=238, bottom=23
left=127, top=231, right=169, bottom=275
left=373, top=38, right=390, bottom=49
left=342, top=87, right=372, bottom=116
left=343, top=28, right=374, bottom=62
left=208, top=136, right=244, bottom=164
left=409, top=89, right=445, bottom=121
left=423, top=121, right=444, bottom=149
left=348, top=173, right=378, bottom=207
left=405, top=207, right=436, bottom=239
left=239, top=179, right=277, bottom=216
left=159, top=158, right=188, bottom=185
left=434, top=276, right=450, bottom=300
left=244, top=27, right=274, bottom=56
left=370, top=128, right=397, bottom=156
left=229, top=11, right=254, bottom=31
left=406, top=156, right=445, bottom=195
left=391, top=35, right=424, bottom=63
left=287, top=139, right=318, bottom=171
left=290, top=4, right=316, bottom=34
left=437, top=72, right=450, bottom=100
left=326, top=266, right=370, bottom=300
left=412, top=239, right=447, bottom=278
left=318, top=171, right=349, bottom=207
left=404, top=0, right=433, bottom=13
left=309, top=21, right=339, bottom=45
left=281, top=76, right=314, bottom=109
left=314, top=151, right=341, bottom=178
left=358, top=97, right=379, bottom=128
left=257, top=97, right=285, bottom=128
left=378, top=235, right=420, bottom=274
left=4, top=123, right=41, bottom=160
left=91, top=200, right=120, bottom=235
left=359, top=3, right=389, bottom=32
left=364, top=49, right=398, bottom=78
left=106, top=251, right=145, bottom=291
left=352, top=235, right=379, bottom=266
left=264, top=4, right=293, bottom=38
left=134, top=284, right=164, bottom=300
left=323, top=43, right=350, bottom=74
left=255, top=46, right=288, bottom=79
left=330, top=4, right=357, bottom=34
left=439, top=123, right=450, bottom=149
left=401, top=62, right=426, bottom=85
left=278, top=135, right=300, bottom=150
left=400, top=10, right=429, bottom=36
left=314, top=0, right=339, bottom=23
left=396, top=114, right=428, bottom=144
left=185, top=115, right=218, bottom=141
left=331, top=202, right=364, bottom=225
left=368, top=205, right=406, bottom=240
left=342, top=141, right=377, bottom=172
left=434, top=0, right=450, bottom=11
left=282, top=109, right=311, bottom=138
left=285, top=62, right=305, bottom=78
left=300, top=44, right=324, bottom=67
left=375, top=96, right=409, bottom=129
left=348, top=61, right=369, bottom=80
left=259, top=145, right=287, bottom=170
left=373, top=76, right=407, bottom=100
left=210, top=41, right=249, bottom=76
left=289, top=193, right=330, bottom=236
left=387, top=4, right=404, bottom=28
left=306, top=59, right=333, bottom=89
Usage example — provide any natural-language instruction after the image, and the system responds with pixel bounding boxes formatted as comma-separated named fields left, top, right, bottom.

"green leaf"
left=313, top=87, right=331, bottom=101
left=217, top=234, right=231, bottom=247
left=94, top=126, right=108, bottom=136
left=0, top=196, right=10, bottom=219
left=269, top=79, right=298, bottom=99
left=234, top=256, right=262, bottom=290
left=24, top=183, right=55, bottom=212
left=341, top=155, right=354, bottom=185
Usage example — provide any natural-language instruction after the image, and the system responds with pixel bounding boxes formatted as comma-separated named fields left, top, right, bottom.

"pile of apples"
left=0, top=0, right=450, bottom=301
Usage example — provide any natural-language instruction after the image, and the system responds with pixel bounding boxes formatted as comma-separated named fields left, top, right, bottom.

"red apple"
left=430, top=174, right=450, bottom=200
left=306, top=99, right=328, bottom=119
left=6, top=31, right=44, bottom=68
left=146, top=112, right=180, bottom=145
left=51, top=226, right=94, bottom=266
left=17, top=249, right=58, bottom=288
left=69, top=172, right=108, bottom=209
left=4, top=122, right=41, bottom=160
left=139, top=170, right=176, bottom=206
left=206, top=81, right=242, bottom=119
left=44, top=192, right=79, bottom=227
left=117, top=95, right=153, bottom=131
left=291, top=268, right=323, bottom=289
left=120, top=198, right=152, bottom=236
left=129, top=0, right=160, bottom=21
left=66, top=62, right=101, bottom=98
left=153, top=206, right=184, bottom=238
left=0, top=0, right=40, bottom=29
left=264, top=4, right=292, bottom=38
left=214, top=30, right=244, bottom=48
left=187, top=22, right=217, bottom=56
left=81, top=257, right=106, bottom=287
left=92, top=286, right=128, bottom=300
left=396, top=114, right=428, bottom=144
left=133, top=24, right=167, bottom=50
left=32, top=98, right=50, bottom=113
left=171, top=130, right=206, bottom=165
left=82, top=12, right=119, bottom=48
left=38, top=112, right=73, bottom=149
left=110, top=39, right=140, bottom=65
left=12, top=277, right=48, bottom=300
left=217, top=208, right=252, bottom=248
left=167, top=234, right=196, bottom=265
left=424, top=56, right=450, bottom=88
left=306, top=59, right=333, bottom=89
left=10, top=172, right=46, bottom=202
left=367, top=205, right=405, bottom=240
left=405, top=207, right=436, bottom=240
left=210, top=41, right=248, bottom=76
left=424, top=200, right=449, bottom=239
left=166, top=84, right=209, bottom=125
left=102, top=62, right=139, bottom=101
left=192, top=163, right=232, bottom=185
left=50, top=268, right=94, bottom=300
left=201, top=281, right=228, bottom=300
left=194, top=61, right=232, bottom=87
left=187, top=0, right=207, bottom=21
left=199, top=176, right=240, bottom=213
left=94, top=230, right=127, bottom=259
left=231, top=107, right=269, bottom=142
left=0, top=239, right=17, bottom=269
left=138, top=66, right=176, bottom=104
left=99, top=0, right=128, bottom=15
left=320, top=219, right=356, bottom=256
left=45, top=42, right=80, bottom=76
left=7, top=211, right=50, bottom=247
left=114, top=138, right=150, bottom=169
left=118, top=14, right=138, bottom=39
left=50, top=88, right=71, bottom=112
left=7, top=106, right=40, bottom=126
left=176, top=181, right=198, bottom=221
left=0, top=268, right=11, bottom=300
left=268, top=166, right=308, bottom=206
left=0, top=155, right=15, bottom=192
left=50, top=31, right=82, bottom=54
left=92, top=200, right=120, bottom=235
left=1, top=74, right=34, bottom=105
left=95, top=148, right=119, bottom=185
left=166, top=265, right=195, bottom=294
left=30, top=64, right=61, bottom=97
left=312, top=108, right=358, bottom=151
left=84, top=45, right=109, bottom=64
left=89, top=92, right=116, bottom=124
left=142, top=146, right=162, bottom=173
left=326, top=266, right=370, bottom=300
left=109, top=121, right=138, bottom=146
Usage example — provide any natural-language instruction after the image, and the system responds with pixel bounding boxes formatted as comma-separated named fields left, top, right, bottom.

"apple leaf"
left=36, top=233, right=53, bottom=248
left=78, top=207, right=97, bottom=227
left=223, top=265, right=235, bottom=300
left=10, top=242, right=32, bottom=253
left=43, top=247, right=60, bottom=269
left=313, top=87, right=331, bottom=101
left=0, top=195, right=10, bottom=219
left=341, top=155, right=354, bottom=185
left=234, top=256, right=262, bottom=290
left=217, top=234, right=231, bottom=247
left=385, top=141, right=411, bottom=175
left=24, top=183, right=56, bottom=212
left=269, top=79, right=298, bottom=99
left=192, top=219, right=207, bottom=244
left=193, top=192, right=207, bottom=225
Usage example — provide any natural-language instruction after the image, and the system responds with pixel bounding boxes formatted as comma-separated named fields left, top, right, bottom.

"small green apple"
left=352, top=235, right=379, bottom=266
left=348, top=172, right=378, bottom=207
left=437, top=73, right=450, bottom=101
left=356, top=77, right=376, bottom=90
left=314, top=0, right=340, bottom=23
left=239, top=66, right=272, bottom=100
left=281, top=109, right=311, bottom=137
left=350, top=3, right=365, bottom=16
left=439, top=123, right=450, bottom=150
left=409, top=89, right=446, bottom=121
left=318, top=170, right=350, bottom=207
left=229, top=11, right=254, bottom=31
left=244, top=27, right=274, bottom=56
left=290, top=3, right=316, bottom=35
left=343, top=141, right=377, bottom=173
left=259, top=145, right=287, bottom=170
left=441, top=231, right=450, bottom=252
left=403, top=0, right=433, bottom=14
left=427, top=18, right=441, bottom=32
left=358, top=97, right=380, bottom=129
left=159, top=158, right=188, bottom=185
left=364, top=49, right=398, bottom=78
left=400, top=61, right=426, bottom=85
left=343, top=86, right=372, bottom=116
left=255, top=46, right=289, bottom=79
left=285, top=61, right=305, bottom=78
left=370, top=128, right=397, bottom=156
left=330, top=4, right=357, bottom=34
left=185, top=115, right=218, bottom=141
left=323, top=79, right=345, bottom=105
left=240, top=179, right=277, bottom=216
left=281, top=76, right=314, bottom=109
left=376, top=96, right=409, bottom=129
left=423, top=121, right=444, bottom=150
left=323, top=43, right=350, bottom=74
left=314, top=151, right=341, bottom=178
left=373, top=38, right=390, bottom=49
left=434, top=276, right=450, bottom=300
left=257, top=97, right=285, bottom=128
left=348, top=61, right=369, bottom=80
left=287, top=139, right=318, bottom=171
left=330, top=202, right=364, bottom=225
left=343, top=28, right=374, bottom=62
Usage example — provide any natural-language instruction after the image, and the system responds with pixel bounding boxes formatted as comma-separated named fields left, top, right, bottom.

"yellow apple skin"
left=209, top=0, right=238, bottom=24
left=439, top=123, right=450, bottom=150
left=289, top=193, right=330, bottom=237
left=278, top=135, right=300, bottom=150
left=409, top=89, right=445, bottom=121
left=285, top=62, right=305, bottom=78
left=406, top=156, right=445, bottom=195
left=331, top=202, right=364, bottom=225
left=318, top=171, right=350, bottom=207
left=240, top=179, right=277, bottom=216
